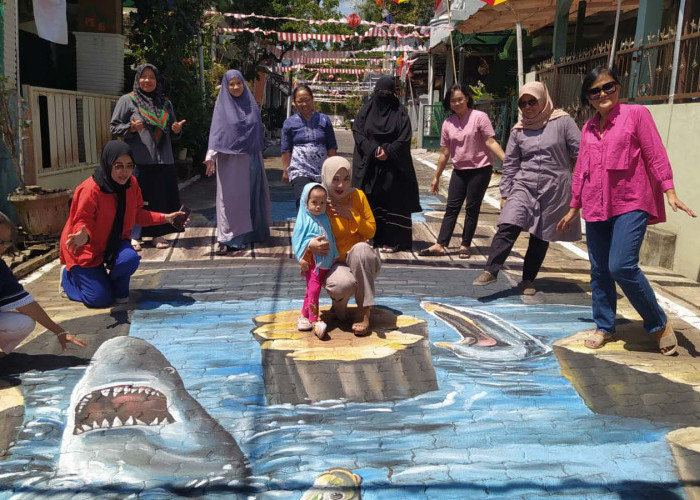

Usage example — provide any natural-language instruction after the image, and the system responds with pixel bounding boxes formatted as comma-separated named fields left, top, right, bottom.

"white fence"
left=24, top=86, right=117, bottom=182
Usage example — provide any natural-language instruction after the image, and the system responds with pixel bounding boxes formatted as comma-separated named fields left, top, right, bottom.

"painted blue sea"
left=1, top=297, right=683, bottom=499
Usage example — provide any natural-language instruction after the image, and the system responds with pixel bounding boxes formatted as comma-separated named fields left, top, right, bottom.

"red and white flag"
left=434, top=0, right=448, bottom=17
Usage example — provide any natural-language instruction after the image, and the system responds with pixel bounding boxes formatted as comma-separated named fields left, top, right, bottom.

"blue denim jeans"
left=62, top=240, right=141, bottom=308
left=585, top=210, right=666, bottom=335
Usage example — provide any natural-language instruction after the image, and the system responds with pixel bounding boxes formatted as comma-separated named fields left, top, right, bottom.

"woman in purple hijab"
left=204, top=70, right=271, bottom=255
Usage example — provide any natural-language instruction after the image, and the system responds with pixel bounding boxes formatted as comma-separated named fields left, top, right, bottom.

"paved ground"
left=1, top=129, right=700, bottom=499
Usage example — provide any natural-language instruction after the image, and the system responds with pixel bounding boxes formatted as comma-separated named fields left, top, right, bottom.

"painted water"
left=1, top=297, right=683, bottom=499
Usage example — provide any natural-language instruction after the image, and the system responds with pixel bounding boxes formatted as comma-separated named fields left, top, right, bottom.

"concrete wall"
left=645, top=103, right=700, bottom=282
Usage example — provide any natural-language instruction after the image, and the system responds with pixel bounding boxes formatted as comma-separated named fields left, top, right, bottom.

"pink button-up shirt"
left=440, top=110, right=495, bottom=170
left=570, top=103, right=674, bottom=225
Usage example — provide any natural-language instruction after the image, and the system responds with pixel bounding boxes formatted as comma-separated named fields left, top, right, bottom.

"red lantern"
left=337, top=77, right=343, bottom=82
left=328, top=74, right=335, bottom=80
left=347, top=13, right=361, bottom=29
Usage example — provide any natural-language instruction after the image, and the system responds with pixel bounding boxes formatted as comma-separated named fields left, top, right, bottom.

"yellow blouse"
left=326, top=189, right=376, bottom=260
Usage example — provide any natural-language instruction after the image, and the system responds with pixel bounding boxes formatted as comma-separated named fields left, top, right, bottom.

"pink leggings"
left=302, top=260, right=329, bottom=322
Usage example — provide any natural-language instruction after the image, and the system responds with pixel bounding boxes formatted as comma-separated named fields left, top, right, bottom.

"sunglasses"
left=518, top=98, right=538, bottom=109
left=586, top=81, right=618, bottom=100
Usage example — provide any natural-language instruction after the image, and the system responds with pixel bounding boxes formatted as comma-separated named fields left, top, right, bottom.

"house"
left=1, top=0, right=124, bottom=218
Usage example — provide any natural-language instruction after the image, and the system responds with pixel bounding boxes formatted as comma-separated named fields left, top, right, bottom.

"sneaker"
left=114, top=296, right=129, bottom=304
left=473, top=271, right=497, bottom=286
left=131, top=239, right=142, bottom=252
left=215, top=243, right=229, bottom=256
left=297, top=316, right=312, bottom=331
left=313, top=321, right=328, bottom=340
left=518, top=280, right=536, bottom=295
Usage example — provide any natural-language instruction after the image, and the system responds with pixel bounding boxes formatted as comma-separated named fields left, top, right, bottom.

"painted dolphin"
left=421, top=302, right=552, bottom=362
left=57, top=336, right=250, bottom=486
left=300, top=468, right=362, bottom=500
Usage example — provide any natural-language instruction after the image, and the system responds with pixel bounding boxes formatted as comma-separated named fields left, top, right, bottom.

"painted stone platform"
left=667, top=427, right=700, bottom=500
left=251, top=306, right=438, bottom=405
left=554, top=323, right=700, bottom=500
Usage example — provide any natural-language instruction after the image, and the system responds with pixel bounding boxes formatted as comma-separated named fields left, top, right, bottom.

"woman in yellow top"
left=308, top=157, right=380, bottom=335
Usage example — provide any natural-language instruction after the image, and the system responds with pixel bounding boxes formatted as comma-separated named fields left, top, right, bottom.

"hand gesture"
left=65, top=226, right=89, bottom=252
left=164, top=210, right=189, bottom=227
left=171, top=120, right=186, bottom=134
left=282, top=169, right=290, bottom=184
left=376, top=146, right=388, bottom=161
left=556, top=208, right=580, bottom=232
left=308, top=235, right=329, bottom=256
left=328, top=200, right=353, bottom=220
left=130, top=116, right=144, bottom=133
left=300, top=260, right=310, bottom=273
left=666, top=189, right=696, bottom=217
left=430, top=176, right=440, bottom=195
left=204, top=159, right=215, bottom=177
left=500, top=198, right=507, bottom=210
left=57, top=332, right=88, bottom=351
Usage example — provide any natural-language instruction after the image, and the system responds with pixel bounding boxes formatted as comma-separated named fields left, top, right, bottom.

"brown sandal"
left=656, top=323, right=678, bottom=356
left=584, top=331, right=614, bottom=349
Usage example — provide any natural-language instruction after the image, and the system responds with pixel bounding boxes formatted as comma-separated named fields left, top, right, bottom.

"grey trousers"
left=325, top=242, right=381, bottom=309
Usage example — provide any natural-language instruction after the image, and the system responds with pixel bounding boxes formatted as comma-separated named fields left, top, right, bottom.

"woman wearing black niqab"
left=352, top=76, right=421, bottom=253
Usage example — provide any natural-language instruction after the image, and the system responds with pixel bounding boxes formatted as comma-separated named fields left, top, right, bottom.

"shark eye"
left=163, top=366, right=176, bottom=374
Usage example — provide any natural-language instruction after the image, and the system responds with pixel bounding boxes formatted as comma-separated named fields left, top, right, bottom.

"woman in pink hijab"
left=473, top=82, right=581, bottom=294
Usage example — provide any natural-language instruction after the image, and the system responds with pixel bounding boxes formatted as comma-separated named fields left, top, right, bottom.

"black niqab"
left=93, top=140, right=132, bottom=268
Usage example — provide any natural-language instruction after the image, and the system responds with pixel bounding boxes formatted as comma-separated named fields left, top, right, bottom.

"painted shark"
left=421, top=302, right=552, bottom=362
left=57, top=336, right=250, bottom=486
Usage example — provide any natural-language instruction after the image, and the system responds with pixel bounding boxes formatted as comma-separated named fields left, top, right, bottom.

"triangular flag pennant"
left=435, top=0, right=448, bottom=17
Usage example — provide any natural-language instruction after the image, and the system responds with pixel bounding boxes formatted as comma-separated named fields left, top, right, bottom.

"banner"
left=220, top=26, right=428, bottom=41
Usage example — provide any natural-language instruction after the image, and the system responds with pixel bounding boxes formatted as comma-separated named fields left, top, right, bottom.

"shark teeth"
left=73, top=383, right=174, bottom=435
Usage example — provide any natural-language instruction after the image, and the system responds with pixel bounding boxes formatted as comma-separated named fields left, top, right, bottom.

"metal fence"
left=535, top=18, right=700, bottom=128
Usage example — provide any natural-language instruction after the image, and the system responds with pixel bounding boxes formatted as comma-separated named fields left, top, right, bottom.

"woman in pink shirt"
left=420, top=84, right=505, bottom=258
left=557, top=66, right=695, bottom=355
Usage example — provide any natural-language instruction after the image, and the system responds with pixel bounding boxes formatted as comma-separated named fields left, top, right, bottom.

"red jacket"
left=60, top=176, right=165, bottom=269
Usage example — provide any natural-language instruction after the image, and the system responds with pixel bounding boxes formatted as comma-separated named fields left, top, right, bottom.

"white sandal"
left=313, top=321, right=328, bottom=340
left=297, top=317, right=312, bottom=331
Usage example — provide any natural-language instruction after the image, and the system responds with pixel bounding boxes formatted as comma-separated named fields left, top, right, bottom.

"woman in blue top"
left=282, top=85, right=338, bottom=208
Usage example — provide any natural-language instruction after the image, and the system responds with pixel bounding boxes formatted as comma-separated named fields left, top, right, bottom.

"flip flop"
left=657, top=323, right=678, bottom=356
left=418, top=247, right=447, bottom=257
left=584, top=331, right=614, bottom=349
left=379, top=245, right=401, bottom=254
left=458, top=248, right=471, bottom=259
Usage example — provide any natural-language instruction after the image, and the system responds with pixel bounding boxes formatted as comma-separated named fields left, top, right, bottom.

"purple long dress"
left=499, top=115, right=582, bottom=242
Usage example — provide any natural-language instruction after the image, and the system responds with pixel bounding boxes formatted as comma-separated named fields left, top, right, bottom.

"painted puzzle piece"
left=252, top=306, right=438, bottom=405
left=421, top=302, right=552, bottom=362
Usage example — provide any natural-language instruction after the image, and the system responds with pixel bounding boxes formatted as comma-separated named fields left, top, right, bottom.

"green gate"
left=421, top=104, right=446, bottom=150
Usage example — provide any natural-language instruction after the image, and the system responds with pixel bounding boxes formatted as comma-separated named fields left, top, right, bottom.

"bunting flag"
left=273, top=66, right=389, bottom=75
left=205, top=10, right=433, bottom=30
left=435, top=0, right=448, bottom=17
left=220, top=26, right=427, bottom=41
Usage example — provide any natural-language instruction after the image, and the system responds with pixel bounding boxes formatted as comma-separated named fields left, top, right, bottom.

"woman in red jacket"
left=59, top=141, right=185, bottom=308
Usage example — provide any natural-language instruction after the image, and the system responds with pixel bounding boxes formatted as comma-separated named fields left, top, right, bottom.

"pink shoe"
left=313, top=321, right=328, bottom=340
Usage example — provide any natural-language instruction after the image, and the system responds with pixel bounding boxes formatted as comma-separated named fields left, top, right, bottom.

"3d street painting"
left=0, top=296, right=686, bottom=498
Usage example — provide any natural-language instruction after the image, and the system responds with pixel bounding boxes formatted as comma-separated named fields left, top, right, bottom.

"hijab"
left=291, top=182, right=339, bottom=272
left=208, top=70, right=265, bottom=154
left=93, top=140, right=132, bottom=268
left=321, top=156, right=355, bottom=203
left=513, top=81, right=569, bottom=130
left=130, top=63, right=170, bottom=142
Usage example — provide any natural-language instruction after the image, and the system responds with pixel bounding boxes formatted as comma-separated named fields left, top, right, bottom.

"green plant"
left=128, top=0, right=213, bottom=163
left=469, top=81, right=495, bottom=102
left=0, top=76, right=23, bottom=190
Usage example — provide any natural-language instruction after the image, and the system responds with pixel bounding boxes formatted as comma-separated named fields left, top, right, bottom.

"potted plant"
left=1, top=76, right=71, bottom=236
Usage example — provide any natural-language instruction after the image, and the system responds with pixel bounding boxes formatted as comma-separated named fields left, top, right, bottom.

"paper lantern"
left=347, top=13, right=361, bottom=28
left=328, top=74, right=335, bottom=80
